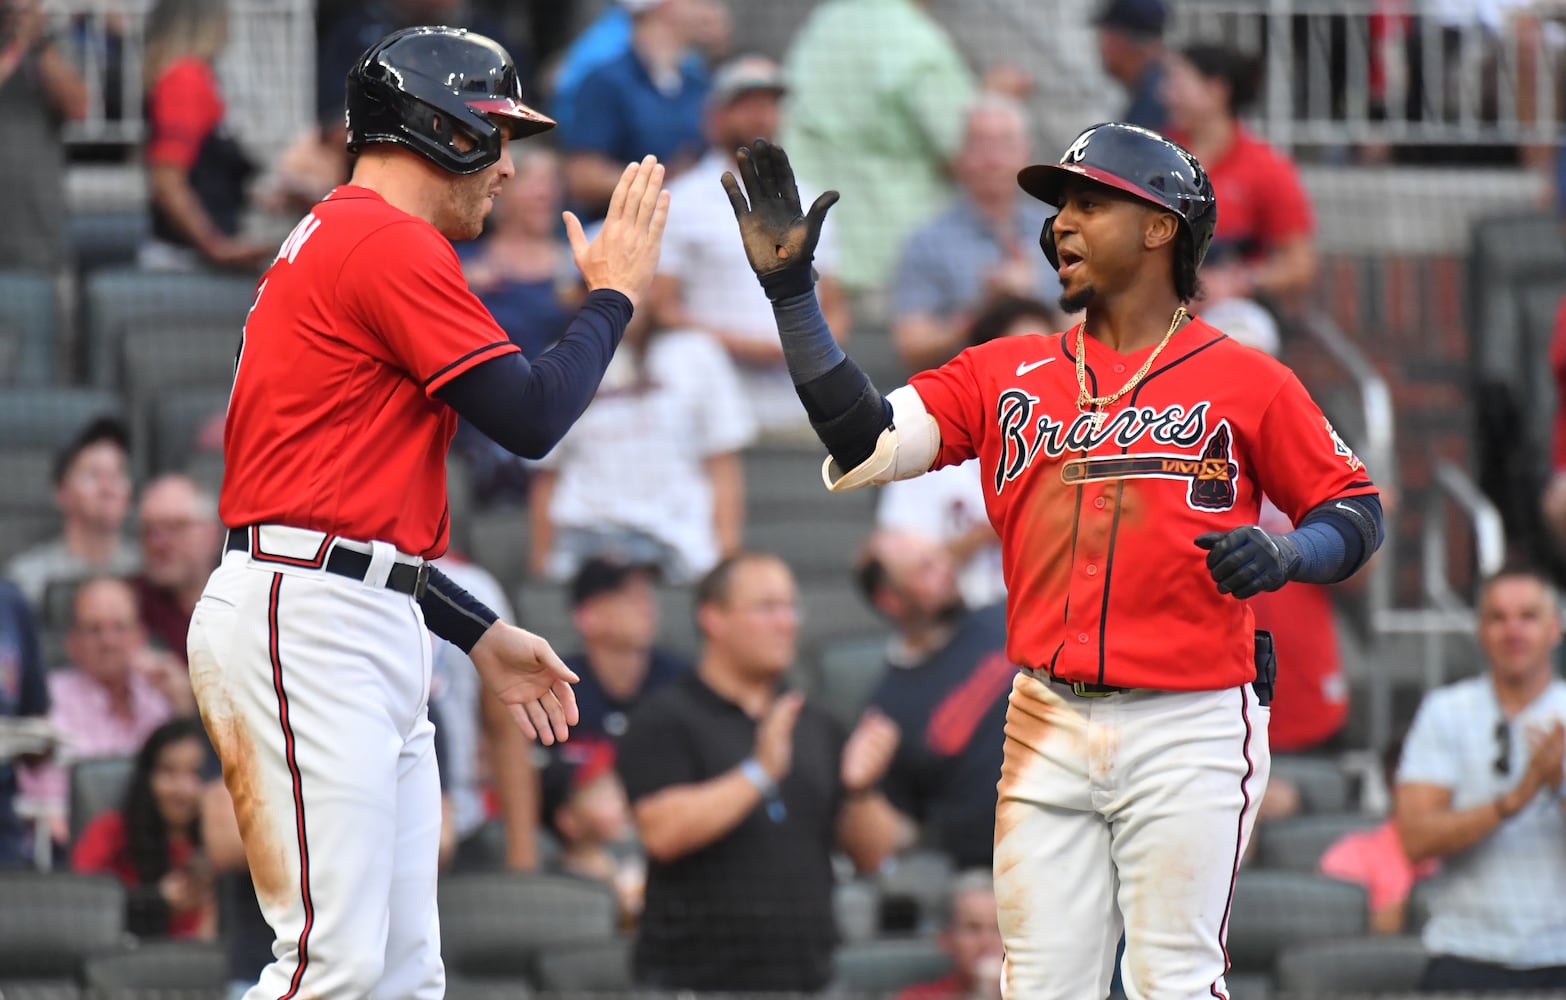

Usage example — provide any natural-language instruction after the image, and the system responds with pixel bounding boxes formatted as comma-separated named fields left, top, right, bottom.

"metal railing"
left=47, top=0, right=313, bottom=160
left=1170, top=0, right=1566, bottom=149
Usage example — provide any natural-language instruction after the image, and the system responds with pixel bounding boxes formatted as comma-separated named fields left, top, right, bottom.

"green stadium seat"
left=438, top=872, right=617, bottom=980
left=0, top=871, right=126, bottom=977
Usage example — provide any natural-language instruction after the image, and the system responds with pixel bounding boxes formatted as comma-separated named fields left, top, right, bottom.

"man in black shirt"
left=857, top=529, right=1014, bottom=869
left=617, top=551, right=906, bottom=993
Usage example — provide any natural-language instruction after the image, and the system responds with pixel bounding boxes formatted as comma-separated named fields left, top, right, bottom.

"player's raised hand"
left=840, top=708, right=900, bottom=794
left=721, top=137, right=839, bottom=294
left=1194, top=525, right=1301, bottom=599
left=469, top=621, right=580, bottom=746
left=564, top=154, right=671, bottom=309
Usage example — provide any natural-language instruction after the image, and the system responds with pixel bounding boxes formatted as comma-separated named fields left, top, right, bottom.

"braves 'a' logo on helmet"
left=1062, top=128, right=1098, bottom=164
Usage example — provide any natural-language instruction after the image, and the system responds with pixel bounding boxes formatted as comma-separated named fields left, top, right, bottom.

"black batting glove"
left=1194, top=526, right=1302, bottom=599
left=720, top=137, right=840, bottom=302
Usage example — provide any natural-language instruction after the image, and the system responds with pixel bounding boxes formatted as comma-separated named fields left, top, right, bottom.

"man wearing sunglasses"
left=1396, top=568, right=1566, bottom=991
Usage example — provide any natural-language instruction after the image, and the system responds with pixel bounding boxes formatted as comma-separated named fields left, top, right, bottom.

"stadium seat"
left=832, top=937, right=952, bottom=993
left=809, top=635, right=889, bottom=727
left=67, top=210, right=149, bottom=271
left=878, top=849, right=957, bottom=933
left=150, top=386, right=228, bottom=475
left=0, top=450, right=61, bottom=514
left=443, top=977, right=532, bottom=1000
left=83, top=269, right=257, bottom=386
left=0, top=871, right=126, bottom=977
left=1224, top=871, right=1368, bottom=974
left=654, top=584, right=698, bottom=657
left=0, top=321, right=22, bottom=383
left=82, top=941, right=228, bottom=990
left=849, top=326, right=910, bottom=393
left=532, top=936, right=634, bottom=991
left=1221, top=971, right=1272, bottom=999
left=513, top=582, right=575, bottom=649
left=465, top=509, right=530, bottom=594
left=0, top=387, right=123, bottom=450
left=41, top=577, right=85, bottom=635
left=70, top=756, right=136, bottom=846
left=437, top=872, right=617, bottom=979
left=1273, top=934, right=1428, bottom=994
left=0, top=268, right=60, bottom=383
left=0, top=982, right=81, bottom=1000
left=834, top=879, right=881, bottom=944
left=1405, top=876, right=1435, bottom=934
left=743, top=445, right=875, bottom=519
left=797, top=578, right=886, bottom=648
left=118, top=322, right=239, bottom=398
left=184, top=450, right=224, bottom=496
left=1255, top=812, right=1382, bottom=873
left=1269, top=756, right=1354, bottom=813
left=745, top=515, right=874, bottom=580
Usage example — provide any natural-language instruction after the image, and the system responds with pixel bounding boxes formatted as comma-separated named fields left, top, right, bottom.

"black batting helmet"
left=345, top=26, right=556, bottom=175
left=1018, top=122, right=1217, bottom=276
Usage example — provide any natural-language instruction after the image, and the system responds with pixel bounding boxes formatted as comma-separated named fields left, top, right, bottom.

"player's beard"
left=442, top=171, right=497, bottom=241
left=1059, top=282, right=1095, bottom=314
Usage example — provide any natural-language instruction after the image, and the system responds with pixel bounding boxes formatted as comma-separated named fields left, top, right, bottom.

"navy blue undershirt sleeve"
left=420, top=565, right=498, bottom=652
left=771, top=289, right=893, bottom=470
left=1288, top=493, right=1384, bottom=584
left=435, top=288, right=632, bottom=459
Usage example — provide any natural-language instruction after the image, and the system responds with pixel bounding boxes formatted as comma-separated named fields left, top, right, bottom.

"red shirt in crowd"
left=894, top=974, right=967, bottom=1000
left=71, top=810, right=207, bottom=940
left=146, top=57, right=224, bottom=171
left=1172, top=125, right=1314, bottom=266
left=1551, top=295, right=1566, bottom=469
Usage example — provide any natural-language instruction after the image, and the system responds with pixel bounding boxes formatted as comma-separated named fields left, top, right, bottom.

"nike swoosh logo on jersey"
left=1015, top=358, right=1056, bottom=376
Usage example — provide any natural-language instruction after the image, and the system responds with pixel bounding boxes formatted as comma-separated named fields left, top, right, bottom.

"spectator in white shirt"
left=652, top=53, right=850, bottom=435
left=529, top=304, right=756, bottom=585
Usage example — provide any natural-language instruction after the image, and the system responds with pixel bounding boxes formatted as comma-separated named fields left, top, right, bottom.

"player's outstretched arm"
left=434, top=157, right=670, bottom=459
left=420, top=565, right=579, bottom=744
left=722, top=139, right=932, bottom=484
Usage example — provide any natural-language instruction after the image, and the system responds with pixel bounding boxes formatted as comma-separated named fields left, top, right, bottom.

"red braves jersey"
left=907, top=317, right=1377, bottom=690
left=220, top=187, right=520, bottom=557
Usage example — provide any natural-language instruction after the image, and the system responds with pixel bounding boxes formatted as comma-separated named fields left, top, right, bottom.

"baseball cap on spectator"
left=1093, top=0, right=1167, bottom=39
left=539, top=738, right=618, bottom=837
left=570, top=556, right=660, bottom=609
left=54, top=416, right=130, bottom=485
left=707, top=54, right=787, bottom=109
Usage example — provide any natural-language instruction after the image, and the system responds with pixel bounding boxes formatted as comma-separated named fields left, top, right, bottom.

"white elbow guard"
left=821, top=385, right=941, bottom=492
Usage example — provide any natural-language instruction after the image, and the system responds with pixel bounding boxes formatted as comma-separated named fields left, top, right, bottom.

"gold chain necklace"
left=1075, top=306, right=1188, bottom=432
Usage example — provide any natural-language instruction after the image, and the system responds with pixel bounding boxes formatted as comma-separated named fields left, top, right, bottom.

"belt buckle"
left=1071, top=681, right=1114, bottom=699
left=413, top=561, right=431, bottom=600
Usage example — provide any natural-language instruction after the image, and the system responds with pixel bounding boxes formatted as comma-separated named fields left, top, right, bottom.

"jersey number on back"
left=231, top=213, right=322, bottom=396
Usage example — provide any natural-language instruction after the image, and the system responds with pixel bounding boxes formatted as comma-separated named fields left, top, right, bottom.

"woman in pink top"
left=1319, top=737, right=1438, bottom=933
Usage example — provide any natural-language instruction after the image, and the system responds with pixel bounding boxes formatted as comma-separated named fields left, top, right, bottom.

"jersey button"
left=1077, top=632, right=1090, bottom=644
left=1113, top=363, right=1127, bottom=373
left=1093, top=497, right=1107, bottom=510
left=1085, top=564, right=1098, bottom=577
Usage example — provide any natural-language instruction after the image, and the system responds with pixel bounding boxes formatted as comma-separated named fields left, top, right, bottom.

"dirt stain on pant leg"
left=190, top=649, right=293, bottom=912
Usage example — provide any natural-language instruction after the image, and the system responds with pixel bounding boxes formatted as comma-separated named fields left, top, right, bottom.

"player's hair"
left=1179, top=43, right=1263, bottom=117
left=695, top=550, right=785, bottom=610
left=121, top=717, right=209, bottom=890
left=68, top=575, right=142, bottom=631
left=1174, top=228, right=1200, bottom=302
left=968, top=295, right=1059, bottom=347
left=936, top=869, right=996, bottom=928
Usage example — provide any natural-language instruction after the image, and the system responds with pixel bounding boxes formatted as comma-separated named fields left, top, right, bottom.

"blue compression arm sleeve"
left=1287, top=493, right=1385, bottom=584
left=419, top=565, right=498, bottom=652
left=772, top=288, right=892, bottom=470
left=435, top=288, right=633, bottom=459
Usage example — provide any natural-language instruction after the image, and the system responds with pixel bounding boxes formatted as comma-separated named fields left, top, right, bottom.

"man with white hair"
left=131, top=474, right=224, bottom=663
left=890, top=94, right=1064, bottom=373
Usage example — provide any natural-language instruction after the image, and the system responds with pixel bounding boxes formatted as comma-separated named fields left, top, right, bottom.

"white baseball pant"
left=994, top=671, right=1270, bottom=1000
left=188, top=525, right=442, bottom=1000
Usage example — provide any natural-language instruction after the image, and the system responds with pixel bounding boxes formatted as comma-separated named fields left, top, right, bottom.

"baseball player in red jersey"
left=721, top=124, right=1384, bottom=999
left=185, top=27, right=670, bottom=1000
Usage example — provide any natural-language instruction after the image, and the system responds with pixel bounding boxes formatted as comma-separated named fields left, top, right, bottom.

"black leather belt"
left=1047, top=675, right=1133, bottom=698
left=226, top=528, right=429, bottom=599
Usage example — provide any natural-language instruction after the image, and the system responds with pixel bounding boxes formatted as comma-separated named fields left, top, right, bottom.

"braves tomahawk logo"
left=1186, top=423, right=1238, bottom=511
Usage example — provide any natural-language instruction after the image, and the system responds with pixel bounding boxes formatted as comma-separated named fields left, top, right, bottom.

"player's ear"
left=1144, top=210, right=1180, bottom=252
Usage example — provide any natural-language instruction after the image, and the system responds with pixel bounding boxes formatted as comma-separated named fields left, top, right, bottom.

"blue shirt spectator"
left=1093, top=0, right=1169, bottom=132
left=0, top=579, right=48, bottom=867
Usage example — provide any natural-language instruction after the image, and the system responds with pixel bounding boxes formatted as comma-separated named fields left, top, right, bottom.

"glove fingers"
left=805, top=190, right=840, bottom=238
left=720, top=170, right=750, bottom=222
left=753, top=137, right=779, bottom=200
left=771, top=143, right=804, bottom=213
left=1193, top=532, right=1226, bottom=551
left=736, top=146, right=765, bottom=208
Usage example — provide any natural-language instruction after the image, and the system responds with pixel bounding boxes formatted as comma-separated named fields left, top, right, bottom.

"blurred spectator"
left=1395, top=568, right=1566, bottom=991
left=890, top=93, right=1062, bottom=373
left=617, top=552, right=905, bottom=993
left=72, top=717, right=215, bottom=940
left=561, top=557, right=691, bottom=742
left=877, top=296, right=1059, bottom=611
left=540, top=739, right=644, bottom=926
left=0, top=579, right=47, bottom=867
left=779, top=0, right=980, bottom=298
left=19, top=578, right=188, bottom=843
left=547, top=0, right=728, bottom=133
left=894, top=870, right=1004, bottom=1000
left=653, top=53, right=850, bottom=434
left=428, top=555, right=544, bottom=870
left=1541, top=293, right=1566, bottom=555
left=6, top=417, right=139, bottom=608
left=857, top=529, right=1010, bottom=869
left=561, top=0, right=709, bottom=220
left=1162, top=44, right=1318, bottom=312
left=1319, top=734, right=1437, bottom=934
left=131, top=475, right=223, bottom=664
left=529, top=307, right=755, bottom=584
left=0, top=0, right=87, bottom=271
left=1093, top=0, right=1169, bottom=132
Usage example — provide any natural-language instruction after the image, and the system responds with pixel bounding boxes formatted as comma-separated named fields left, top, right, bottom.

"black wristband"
left=758, top=262, right=816, bottom=303
left=419, top=565, right=499, bottom=653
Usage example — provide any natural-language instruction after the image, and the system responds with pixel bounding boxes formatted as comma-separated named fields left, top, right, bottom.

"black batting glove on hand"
left=1194, top=526, right=1302, bottom=599
left=721, top=137, right=840, bottom=302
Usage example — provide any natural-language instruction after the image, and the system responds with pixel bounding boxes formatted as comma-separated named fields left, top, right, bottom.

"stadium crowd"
left=1, top=0, right=1565, bottom=997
